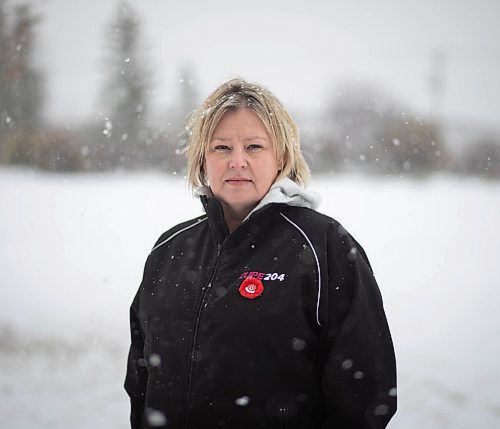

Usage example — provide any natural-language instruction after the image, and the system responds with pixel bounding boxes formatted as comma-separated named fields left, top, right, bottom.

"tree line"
left=1, top=0, right=499, bottom=178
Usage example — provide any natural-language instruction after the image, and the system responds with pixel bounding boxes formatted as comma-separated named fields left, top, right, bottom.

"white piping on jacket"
left=280, top=213, right=322, bottom=327
left=150, top=217, right=207, bottom=254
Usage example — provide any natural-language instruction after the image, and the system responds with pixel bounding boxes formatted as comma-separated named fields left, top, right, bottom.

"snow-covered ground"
left=1, top=167, right=499, bottom=428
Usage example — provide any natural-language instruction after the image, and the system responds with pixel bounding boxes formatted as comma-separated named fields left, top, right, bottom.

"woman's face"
left=205, top=108, right=280, bottom=218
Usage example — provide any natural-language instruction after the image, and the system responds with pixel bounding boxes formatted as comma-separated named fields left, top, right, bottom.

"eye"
left=213, top=144, right=231, bottom=153
left=247, top=144, right=263, bottom=152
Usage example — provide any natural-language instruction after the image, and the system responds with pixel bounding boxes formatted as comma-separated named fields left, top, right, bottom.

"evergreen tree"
left=7, top=3, right=43, bottom=131
left=100, top=0, right=150, bottom=168
left=0, top=0, right=9, bottom=140
left=0, top=2, right=44, bottom=165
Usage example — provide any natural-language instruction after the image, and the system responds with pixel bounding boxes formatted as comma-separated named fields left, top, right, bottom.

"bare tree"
left=462, top=139, right=500, bottom=178
left=326, top=83, right=395, bottom=173
left=162, top=64, right=200, bottom=173
left=376, top=115, right=445, bottom=176
left=177, top=64, right=199, bottom=124
left=326, top=82, right=447, bottom=176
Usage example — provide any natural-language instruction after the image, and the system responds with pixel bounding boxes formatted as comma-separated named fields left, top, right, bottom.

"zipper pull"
left=217, top=244, right=222, bottom=256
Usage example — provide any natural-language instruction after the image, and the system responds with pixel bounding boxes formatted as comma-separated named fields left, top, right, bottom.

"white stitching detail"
left=280, top=213, right=322, bottom=327
left=150, top=217, right=207, bottom=254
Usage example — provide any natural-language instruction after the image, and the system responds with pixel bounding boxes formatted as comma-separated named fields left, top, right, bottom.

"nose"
left=228, top=148, right=248, bottom=169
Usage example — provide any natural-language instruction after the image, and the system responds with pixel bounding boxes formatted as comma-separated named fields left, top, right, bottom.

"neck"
left=221, top=203, right=254, bottom=232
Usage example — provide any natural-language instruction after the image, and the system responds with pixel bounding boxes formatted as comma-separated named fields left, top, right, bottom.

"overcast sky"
left=13, top=0, right=500, bottom=129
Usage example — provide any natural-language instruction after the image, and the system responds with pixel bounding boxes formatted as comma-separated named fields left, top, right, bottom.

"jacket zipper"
left=183, top=243, right=223, bottom=429
left=280, top=407, right=286, bottom=429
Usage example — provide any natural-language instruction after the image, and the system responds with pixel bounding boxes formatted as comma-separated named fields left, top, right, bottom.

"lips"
left=225, top=178, right=252, bottom=185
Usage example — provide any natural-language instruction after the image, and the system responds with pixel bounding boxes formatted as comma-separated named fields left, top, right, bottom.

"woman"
left=125, top=79, right=397, bottom=428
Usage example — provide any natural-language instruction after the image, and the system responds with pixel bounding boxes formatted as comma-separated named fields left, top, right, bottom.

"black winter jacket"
left=125, top=180, right=397, bottom=429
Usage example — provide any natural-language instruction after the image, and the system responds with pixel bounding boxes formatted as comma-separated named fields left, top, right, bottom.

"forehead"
left=212, top=108, right=269, bottom=136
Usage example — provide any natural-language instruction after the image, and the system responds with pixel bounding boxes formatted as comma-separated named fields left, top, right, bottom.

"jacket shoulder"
left=279, top=205, right=341, bottom=233
left=150, top=214, right=208, bottom=254
left=280, top=206, right=373, bottom=270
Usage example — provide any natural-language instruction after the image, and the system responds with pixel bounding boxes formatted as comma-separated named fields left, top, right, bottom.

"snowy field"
left=1, top=167, right=499, bottom=428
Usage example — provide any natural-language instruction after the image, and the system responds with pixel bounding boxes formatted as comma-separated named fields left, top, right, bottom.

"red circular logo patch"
left=239, top=277, right=264, bottom=299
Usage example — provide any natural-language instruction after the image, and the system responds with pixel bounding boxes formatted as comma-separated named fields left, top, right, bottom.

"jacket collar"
left=197, top=178, right=320, bottom=242
left=200, top=194, right=229, bottom=244
left=196, top=178, right=320, bottom=213
left=243, top=177, right=320, bottom=221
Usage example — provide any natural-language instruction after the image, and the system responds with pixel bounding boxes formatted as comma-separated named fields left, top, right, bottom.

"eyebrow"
left=244, top=136, right=267, bottom=142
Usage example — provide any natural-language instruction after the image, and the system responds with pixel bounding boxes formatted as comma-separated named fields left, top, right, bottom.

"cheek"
left=256, top=161, right=279, bottom=189
left=204, top=158, right=223, bottom=185
left=265, top=157, right=280, bottom=176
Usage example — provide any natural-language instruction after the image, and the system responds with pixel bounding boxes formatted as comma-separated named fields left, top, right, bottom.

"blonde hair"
left=185, top=78, right=310, bottom=189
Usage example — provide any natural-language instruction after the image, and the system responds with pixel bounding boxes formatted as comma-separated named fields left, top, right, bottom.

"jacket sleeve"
left=124, top=288, right=148, bottom=429
left=320, top=223, right=397, bottom=428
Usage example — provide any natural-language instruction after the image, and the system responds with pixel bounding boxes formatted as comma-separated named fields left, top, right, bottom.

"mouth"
left=225, top=178, right=252, bottom=185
